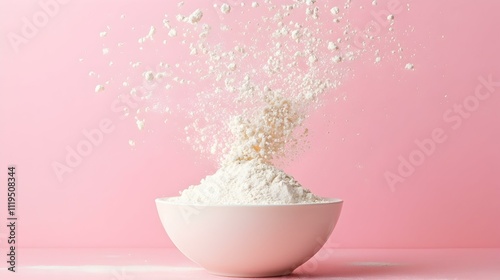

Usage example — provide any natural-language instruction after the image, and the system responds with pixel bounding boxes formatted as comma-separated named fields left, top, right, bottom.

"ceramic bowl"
left=155, top=197, right=343, bottom=277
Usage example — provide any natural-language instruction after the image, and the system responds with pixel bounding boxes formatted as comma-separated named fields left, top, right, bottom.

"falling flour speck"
left=330, top=7, right=339, bottom=15
left=136, top=119, right=145, bottom=130
left=95, top=85, right=105, bottom=93
left=188, top=9, right=203, bottom=24
left=220, top=3, right=231, bottom=14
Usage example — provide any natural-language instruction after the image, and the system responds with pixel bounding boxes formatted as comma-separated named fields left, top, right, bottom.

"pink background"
left=0, top=0, right=499, bottom=251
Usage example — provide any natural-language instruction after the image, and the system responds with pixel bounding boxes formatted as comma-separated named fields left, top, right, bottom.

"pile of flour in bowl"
left=175, top=91, right=324, bottom=205
left=176, top=159, right=323, bottom=205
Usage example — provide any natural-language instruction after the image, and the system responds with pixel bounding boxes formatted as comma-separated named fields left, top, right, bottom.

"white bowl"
left=155, top=197, right=343, bottom=277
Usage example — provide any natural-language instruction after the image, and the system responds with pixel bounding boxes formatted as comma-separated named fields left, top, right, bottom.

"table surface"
left=0, top=248, right=499, bottom=279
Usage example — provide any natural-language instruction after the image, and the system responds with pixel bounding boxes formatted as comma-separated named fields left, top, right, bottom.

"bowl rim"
left=155, top=196, right=343, bottom=207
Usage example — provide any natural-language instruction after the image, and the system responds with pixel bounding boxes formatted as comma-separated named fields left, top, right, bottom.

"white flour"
left=222, top=93, right=305, bottom=165
left=220, top=3, right=231, bottom=14
left=88, top=0, right=414, bottom=205
left=178, top=91, right=316, bottom=205
left=175, top=159, right=323, bottom=205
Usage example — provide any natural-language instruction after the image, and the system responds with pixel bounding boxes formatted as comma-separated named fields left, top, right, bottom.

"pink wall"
left=0, top=0, right=499, bottom=249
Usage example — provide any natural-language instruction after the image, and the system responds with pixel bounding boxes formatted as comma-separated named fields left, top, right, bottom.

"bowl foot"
left=207, top=269, right=293, bottom=278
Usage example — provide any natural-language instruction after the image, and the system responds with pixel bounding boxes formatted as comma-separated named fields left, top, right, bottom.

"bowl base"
left=207, top=269, right=293, bottom=278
